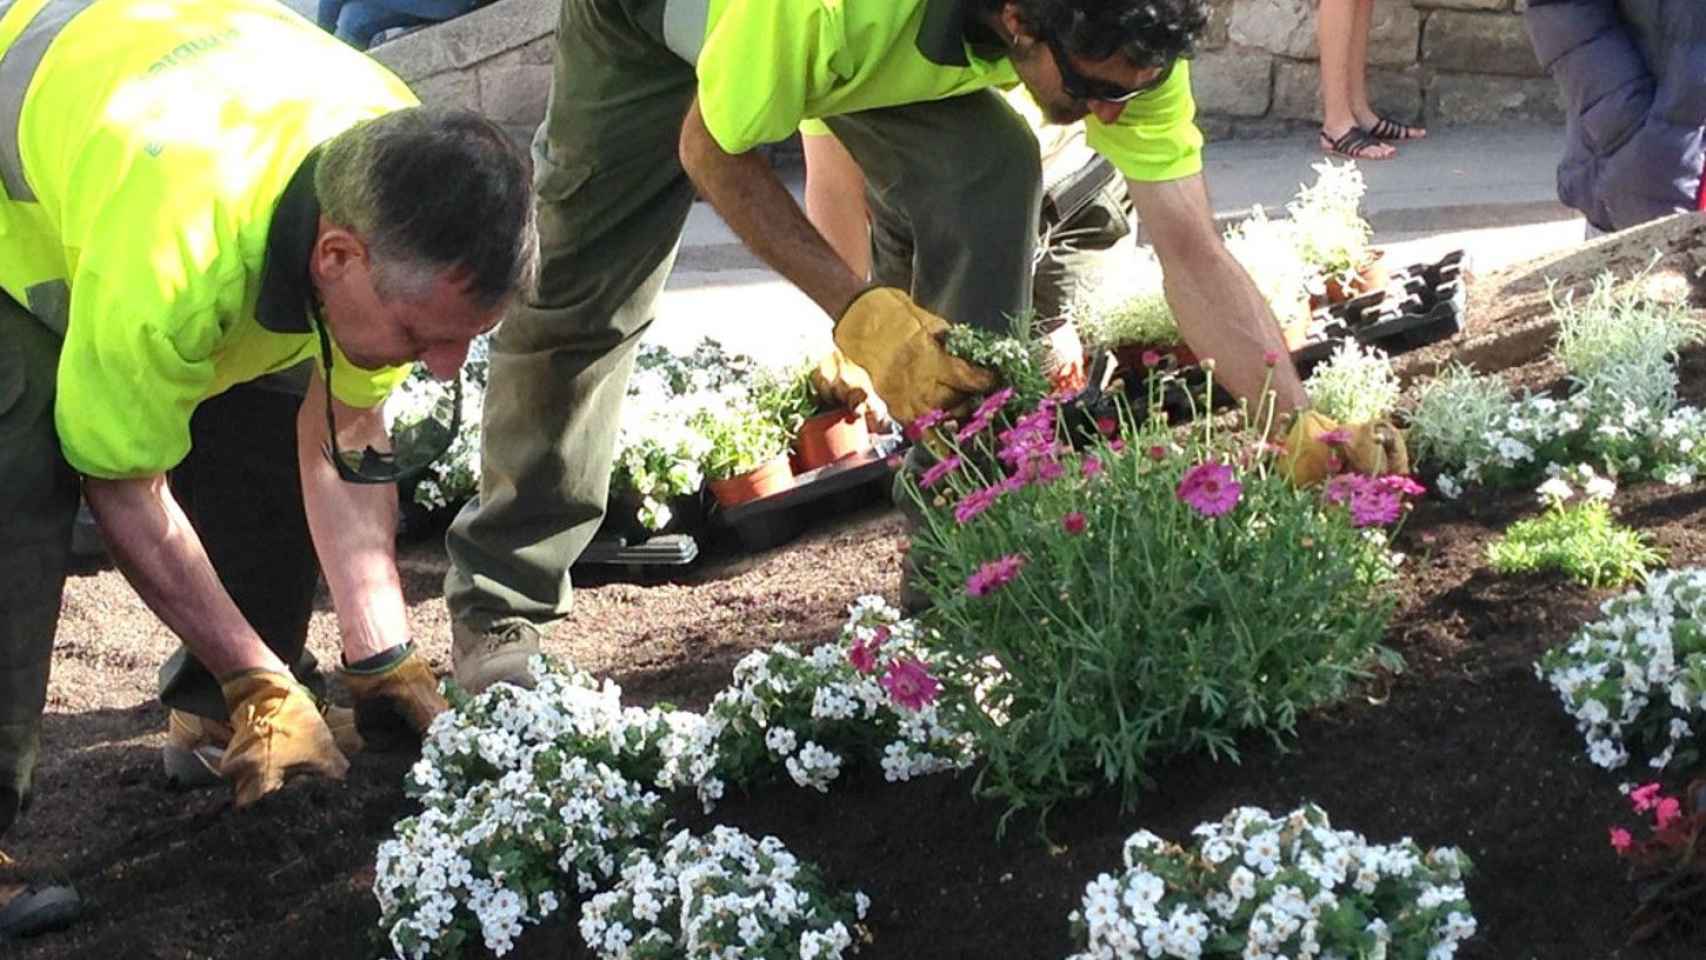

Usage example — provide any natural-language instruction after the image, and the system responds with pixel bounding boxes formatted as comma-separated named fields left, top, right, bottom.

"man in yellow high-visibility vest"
left=0, top=0, right=536, bottom=938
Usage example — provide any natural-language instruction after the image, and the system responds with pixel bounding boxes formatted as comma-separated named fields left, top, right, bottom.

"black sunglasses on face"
left=312, top=311, right=463, bottom=485
left=1046, top=37, right=1174, bottom=104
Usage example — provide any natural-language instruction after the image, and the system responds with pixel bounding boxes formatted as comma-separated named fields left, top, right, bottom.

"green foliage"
left=1303, top=340, right=1400, bottom=424
left=1404, top=363, right=1513, bottom=470
left=943, top=312, right=1056, bottom=411
left=692, top=399, right=790, bottom=481
left=904, top=387, right=1403, bottom=815
left=748, top=359, right=824, bottom=439
left=1077, top=289, right=1181, bottom=350
left=1487, top=499, right=1661, bottom=588
left=1552, top=268, right=1705, bottom=418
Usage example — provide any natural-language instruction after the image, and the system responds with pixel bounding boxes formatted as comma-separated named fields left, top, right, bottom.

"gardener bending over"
left=445, top=0, right=1394, bottom=692
left=0, top=0, right=535, bottom=938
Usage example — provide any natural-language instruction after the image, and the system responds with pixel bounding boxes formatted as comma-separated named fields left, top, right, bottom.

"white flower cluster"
left=1068, top=804, right=1475, bottom=960
left=1303, top=340, right=1400, bottom=425
left=386, top=333, right=490, bottom=511
left=704, top=595, right=973, bottom=797
left=580, top=825, right=869, bottom=960
left=1535, top=462, right=1617, bottom=506
left=1536, top=568, right=1706, bottom=771
left=375, top=751, right=661, bottom=959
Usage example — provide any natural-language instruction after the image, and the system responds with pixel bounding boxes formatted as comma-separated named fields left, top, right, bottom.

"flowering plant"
left=1606, top=779, right=1706, bottom=943
left=1537, top=568, right=1706, bottom=772
left=943, top=317, right=1056, bottom=414
left=1303, top=340, right=1400, bottom=425
left=703, top=595, right=973, bottom=798
left=611, top=407, right=710, bottom=531
left=579, top=826, right=869, bottom=960
left=902, top=370, right=1415, bottom=812
left=1286, top=159, right=1372, bottom=279
left=1068, top=804, right=1476, bottom=960
left=1487, top=466, right=1661, bottom=588
left=387, top=333, right=490, bottom=512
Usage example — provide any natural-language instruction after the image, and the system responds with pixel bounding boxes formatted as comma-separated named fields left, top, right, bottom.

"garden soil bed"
left=9, top=349, right=1706, bottom=959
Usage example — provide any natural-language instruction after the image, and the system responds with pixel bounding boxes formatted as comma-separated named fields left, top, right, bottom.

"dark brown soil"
left=7, top=345, right=1706, bottom=960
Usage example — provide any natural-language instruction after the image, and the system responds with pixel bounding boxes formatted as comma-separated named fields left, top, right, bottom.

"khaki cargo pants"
left=444, top=0, right=1045, bottom=632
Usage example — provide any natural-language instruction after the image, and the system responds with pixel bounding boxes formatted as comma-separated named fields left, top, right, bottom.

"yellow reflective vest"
left=0, top=0, right=416, bottom=478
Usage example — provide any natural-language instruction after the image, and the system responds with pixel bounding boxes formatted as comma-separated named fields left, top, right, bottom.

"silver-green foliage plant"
left=1078, top=288, right=1180, bottom=350
left=1404, top=363, right=1512, bottom=473
left=1068, top=805, right=1476, bottom=960
left=1303, top=340, right=1400, bottom=424
left=1487, top=467, right=1661, bottom=588
left=904, top=378, right=1408, bottom=815
left=1287, top=159, right=1372, bottom=277
left=1537, top=568, right=1706, bottom=773
left=1552, top=269, right=1704, bottom=418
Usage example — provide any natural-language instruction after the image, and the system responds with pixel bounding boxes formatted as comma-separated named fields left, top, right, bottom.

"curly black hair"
left=991, top=0, right=1210, bottom=67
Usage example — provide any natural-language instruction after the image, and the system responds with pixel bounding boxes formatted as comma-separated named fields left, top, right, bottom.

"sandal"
left=1369, top=116, right=1426, bottom=141
left=1319, top=127, right=1394, bottom=161
left=0, top=883, right=81, bottom=940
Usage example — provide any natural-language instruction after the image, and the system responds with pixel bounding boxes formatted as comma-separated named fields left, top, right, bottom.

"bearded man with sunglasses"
left=447, top=0, right=1361, bottom=692
left=0, top=0, right=535, bottom=938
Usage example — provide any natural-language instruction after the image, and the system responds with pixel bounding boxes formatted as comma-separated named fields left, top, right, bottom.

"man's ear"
left=311, top=214, right=368, bottom=282
left=999, top=3, right=1030, bottom=44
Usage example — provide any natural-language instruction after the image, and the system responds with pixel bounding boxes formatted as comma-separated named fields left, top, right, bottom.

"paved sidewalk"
left=653, top=123, right=1579, bottom=366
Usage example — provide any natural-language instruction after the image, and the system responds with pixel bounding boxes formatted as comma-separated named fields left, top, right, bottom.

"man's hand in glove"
left=810, top=349, right=891, bottom=433
left=218, top=670, right=349, bottom=807
left=1280, top=410, right=1410, bottom=487
left=832, top=287, right=997, bottom=426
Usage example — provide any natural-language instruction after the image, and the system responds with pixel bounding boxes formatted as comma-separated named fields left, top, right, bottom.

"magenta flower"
left=1631, top=782, right=1663, bottom=814
left=953, top=484, right=1004, bottom=524
left=1146, top=444, right=1168, bottom=461
left=1095, top=416, right=1118, bottom=437
left=1109, top=439, right=1126, bottom=453
left=1263, top=349, right=1281, bottom=367
left=1141, top=349, right=1163, bottom=367
left=1323, top=474, right=1360, bottom=507
left=955, top=413, right=993, bottom=444
left=881, top=657, right=942, bottom=712
left=1081, top=456, right=1104, bottom=479
left=1656, top=797, right=1683, bottom=830
left=1176, top=462, right=1242, bottom=517
left=1062, top=511, right=1087, bottom=535
left=847, top=640, right=879, bottom=675
left=965, top=553, right=1027, bottom=597
left=905, top=408, right=947, bottom=441
left=974, top=387, right=1016, bottom=421
left=1609, top=826, right=1633, bottom=853
left=1037, top=459, right=1066, bottom=483
left=1380, top=474, right=1428, bottom=496
left=1349, top=484, right=1402, bottom=528
left=1319, top=427, right=1353, bottom=447
left=920, top=455, right=962, bottom=489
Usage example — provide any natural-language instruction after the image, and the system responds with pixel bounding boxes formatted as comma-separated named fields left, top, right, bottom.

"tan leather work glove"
left=1280, top=410, right=1411, bottom=487
left=219, top=670, right=349, bottom=808
left=811, top=349, right=891, bottom=433
left=832, top=287, right=998, bottom=426
left=341, top=648, right=449, bottom=751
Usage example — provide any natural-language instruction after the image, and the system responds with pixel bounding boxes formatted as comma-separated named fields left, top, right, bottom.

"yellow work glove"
left=811, top=349, right=891, bottom=432
left=218, top=670, right=349, bottom=808
left=341, top=648, right=449, bottom=752
left=1280, top=410, right=1411, bottom=487
left=832, top=287, right=998, bottom=427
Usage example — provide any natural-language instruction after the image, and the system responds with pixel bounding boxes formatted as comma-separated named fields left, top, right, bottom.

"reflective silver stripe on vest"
left=25, top=278, right=66, bottom=335
left=0, top=0, right=98, bottom=202
left=660, top=0, right=708, bottom=64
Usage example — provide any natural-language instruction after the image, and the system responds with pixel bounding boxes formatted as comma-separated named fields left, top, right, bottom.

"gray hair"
left=316, top=107, right=537, bottom=310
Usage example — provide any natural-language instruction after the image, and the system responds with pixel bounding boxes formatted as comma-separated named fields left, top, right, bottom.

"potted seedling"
left=1288, top=159, right=1381, bottom=305
left=694, top=401, right=794, bottom=507
left=753, top=360, right=871, bottom=474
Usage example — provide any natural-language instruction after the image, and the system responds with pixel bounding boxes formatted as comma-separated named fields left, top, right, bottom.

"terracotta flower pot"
left=1323, top=250, right=1390, bottom=303
left=794, top=408, right=870, bottom=472
left=708, top=455, right=794, bottom=508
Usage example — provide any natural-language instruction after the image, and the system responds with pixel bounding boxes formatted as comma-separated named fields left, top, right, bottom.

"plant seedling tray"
left=709, top=444, right=900, bottom=553
left=575, top=532, right=700, bottom=571
left=1291, top=249, right=1467, bottom=374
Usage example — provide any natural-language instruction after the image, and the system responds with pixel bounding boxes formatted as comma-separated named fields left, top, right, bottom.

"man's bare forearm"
left=1163, top=244, right=1309, bottom=416
left=680, top=98, right=866, bottom=318
left=84, top=475, right=285, bottom=679
left=297, top=375, right=409, bottom=665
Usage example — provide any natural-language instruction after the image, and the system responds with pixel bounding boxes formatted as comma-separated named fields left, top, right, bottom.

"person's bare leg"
left=1317, top=0, right=1393, bottom=158
left=1350, top=0, right=1425, bottom=140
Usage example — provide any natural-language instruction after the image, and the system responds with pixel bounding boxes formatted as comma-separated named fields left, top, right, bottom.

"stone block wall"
left=1193, top=0, right=1560, bottom=139
left=372, top=0, right=1563, bottom=146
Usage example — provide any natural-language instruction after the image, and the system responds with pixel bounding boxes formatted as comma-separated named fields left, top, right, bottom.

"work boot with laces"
left=450, top=620, right=542, bottom=694
left=341, top=646, right=449, bottom=750
left=217, top=670, right=349, bottom=807
left=163, top=703, right=362, bottom=789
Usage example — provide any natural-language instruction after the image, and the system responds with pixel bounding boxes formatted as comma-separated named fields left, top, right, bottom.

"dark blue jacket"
left=1525, top=0, right=1706, bottom=230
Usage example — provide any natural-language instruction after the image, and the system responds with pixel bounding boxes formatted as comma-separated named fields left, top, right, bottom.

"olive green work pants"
left=443, top=0, right=1045, bottom=633
left=0, top=293, right=320, bottom=843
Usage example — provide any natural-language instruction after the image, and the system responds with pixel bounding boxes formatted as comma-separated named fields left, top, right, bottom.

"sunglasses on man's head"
left=312, top=312, right=462, bottom=485
left=1046, top=36, right=1174, bottom=104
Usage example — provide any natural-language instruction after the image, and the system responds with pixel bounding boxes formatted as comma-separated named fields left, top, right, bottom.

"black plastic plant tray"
left=576, top=532, right=700, bottom=568
left=710, top=446, right=899, bottom=553
left=1290, top=250, right=1467, bottom=374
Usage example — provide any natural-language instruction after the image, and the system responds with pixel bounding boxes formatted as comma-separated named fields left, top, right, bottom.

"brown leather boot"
left=341, top=649, right=448, bottom=751
left=217, top=671, right=349, bottom=808
left=450, top=621, right=542, bottom=694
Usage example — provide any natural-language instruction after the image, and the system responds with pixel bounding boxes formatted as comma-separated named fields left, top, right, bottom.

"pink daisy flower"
left=1176, top=462, right=1242, bottom=517
left=881, top=657, right=942, bottom=712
